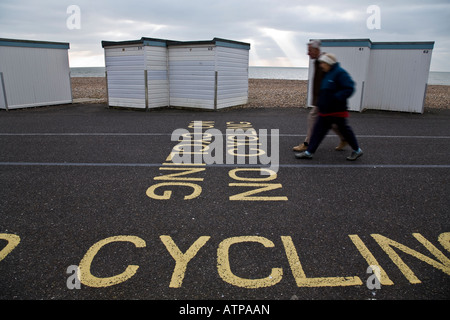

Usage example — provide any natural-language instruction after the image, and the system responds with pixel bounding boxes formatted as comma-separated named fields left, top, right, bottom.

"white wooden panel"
left=170, top=97, right=215, bottom=109
left=216, top=46, right=249, bottom=109
left=168, top=46, right=216, bottom=108
left=364, top=49, right=432, bottom=113
left=108, top=97, right=145, bottom=109
left=146, top=46, right=168, bottom=70
left=169, top=45, right=216, bottom=61
left=145, top=46, right=169, bottom=108
left=307, top=59, right=314, bottom=106
left=105, top=46, right=145, bottom=108
left=0, top=46, right=72, bottom=109
left=105, top=46, right=145, bottom=57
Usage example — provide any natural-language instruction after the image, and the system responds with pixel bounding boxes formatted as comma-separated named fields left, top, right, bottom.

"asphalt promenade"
left=0, top=104, right=449, bottom=305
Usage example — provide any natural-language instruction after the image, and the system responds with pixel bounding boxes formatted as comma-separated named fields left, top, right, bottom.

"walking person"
left=292, top=40, right=347, bottom=152
left=295, top=53, right=363, bottom=161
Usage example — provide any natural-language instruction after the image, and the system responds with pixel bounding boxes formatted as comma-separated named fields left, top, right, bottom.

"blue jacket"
left=317, top=62, right=355, bottom=115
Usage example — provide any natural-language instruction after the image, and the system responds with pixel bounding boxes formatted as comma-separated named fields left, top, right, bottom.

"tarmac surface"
left=0, top=104, right=449, bottom=304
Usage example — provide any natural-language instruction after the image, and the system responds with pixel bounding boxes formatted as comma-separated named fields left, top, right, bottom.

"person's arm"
left=334, top=70, right=355, bottom=101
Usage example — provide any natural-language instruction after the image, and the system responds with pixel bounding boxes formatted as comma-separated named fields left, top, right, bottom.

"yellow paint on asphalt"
left=78, top=235, right=146, bottom=288
left=217, top=236, right=283, bottom=288
left=0, top=233, right=20, bottom=262
left=228, top=168, right=278, bottom=181
left=438, top=232, right=450, bottom=252
left=160, top=235, right=210, bottom=288
left=229, top=183, right=288, bottom=201
left=349, top=234, right=394, bottom=285
left=146, top=182, right=202, bottom=200
left=372, top=233, right=450, bottom=284
left=281, top=236, right=363, bottom=287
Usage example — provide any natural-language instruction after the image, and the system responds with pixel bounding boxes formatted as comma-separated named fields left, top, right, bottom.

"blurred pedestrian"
left=292, top=40, right=347, bottom=152
left=295, top=53, right=363, bottom=161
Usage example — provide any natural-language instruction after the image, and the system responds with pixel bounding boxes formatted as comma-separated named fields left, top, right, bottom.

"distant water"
left=70, top=66, right=450, bottom=85
left=249, top=67, right=450, bottom=85
left=249, top=67, right=310, bottom=80
left=70, top=67, right=106, bottom=78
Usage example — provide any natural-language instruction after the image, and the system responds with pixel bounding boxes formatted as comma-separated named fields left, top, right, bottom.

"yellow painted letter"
left=79, top=235, right=146, bottom=288
left=217, top=236, right=283, bottom=288
left=372, top=233, right=450, bottom=284
left=146, top=182, right=202, bottom=200
left=0, top=234, right=21, bottom=262
left=161, top=235, right=210, bottom=288
left=438, top=232, right=450, bottom=253
left=349, top=235, right=393, bottom=285
left=282, top=236, right=362, bottom=287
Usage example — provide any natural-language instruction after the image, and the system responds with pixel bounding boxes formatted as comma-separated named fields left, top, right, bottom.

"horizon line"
left=68, top=65, right=449, bottom=73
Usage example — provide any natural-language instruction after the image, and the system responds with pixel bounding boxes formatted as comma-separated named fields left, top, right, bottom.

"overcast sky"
left=1, top=0, right=449, bottom=70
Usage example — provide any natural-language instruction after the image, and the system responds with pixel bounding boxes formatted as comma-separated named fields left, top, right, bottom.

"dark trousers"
left=307, top=116, right=359, bottom=153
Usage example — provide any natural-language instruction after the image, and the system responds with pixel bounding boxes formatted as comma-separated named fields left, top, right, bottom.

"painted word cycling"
left=170, top=121, right=280, bottom=175
left=58, top=232, right=450, bottom=289
left=146, top=120, right=215, bottom=201
left=146, top=121, right=286, bottom=201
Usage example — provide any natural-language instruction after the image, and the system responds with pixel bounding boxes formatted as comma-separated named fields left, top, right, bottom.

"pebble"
left=71, top=77, right=449, bottom=110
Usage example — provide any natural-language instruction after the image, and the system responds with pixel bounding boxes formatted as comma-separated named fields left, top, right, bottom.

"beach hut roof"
left=0, top=38, right=70, bottom=49
left=102, top=37, right=250, bottom=50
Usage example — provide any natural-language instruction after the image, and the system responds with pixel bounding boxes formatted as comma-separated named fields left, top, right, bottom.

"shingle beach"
left=71, top=77, right=449, bottom=110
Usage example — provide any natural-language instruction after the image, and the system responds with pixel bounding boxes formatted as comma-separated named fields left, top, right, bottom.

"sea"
left=70, top=66, right=450, bottom=85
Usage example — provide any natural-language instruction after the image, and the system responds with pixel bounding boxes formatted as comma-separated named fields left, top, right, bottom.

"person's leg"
left=333, top=118, right=359, bottom=150
left=331, top=124, right=348, bottom=151
left=305, top=106, right=319, bottom=144
left=295, top=116, right=331, bottom=159
left=333, top=118, right=363, bottom=160
left=293, top=106, right=318, bottom=152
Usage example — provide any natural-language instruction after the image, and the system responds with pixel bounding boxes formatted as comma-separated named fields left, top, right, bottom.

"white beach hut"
left=168, top=38, right=250, bottom=110
left=363, top=41, right=434, bottom=113
left=101, top=37, right=250, bottom=110
left=102, top=38, right=169, bottom=109
left=0, top=38, right=72, bottom=110
left=308, top=39, right=434, bottom=113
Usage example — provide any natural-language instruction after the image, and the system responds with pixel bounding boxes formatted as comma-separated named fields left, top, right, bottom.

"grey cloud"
left=0, top=0, right=449, bottom=70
